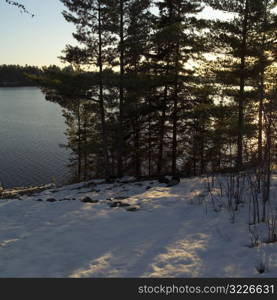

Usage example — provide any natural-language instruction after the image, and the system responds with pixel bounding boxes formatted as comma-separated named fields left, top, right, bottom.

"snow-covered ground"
left=0, top=176, right=276, bottom=278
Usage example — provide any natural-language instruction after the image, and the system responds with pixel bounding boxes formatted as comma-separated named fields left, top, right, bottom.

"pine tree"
left=102, top=0, right=153, bottom=177
left=204, top=0, right=262, bottom=169
left=61, top=0, right=114, bottom=179
left=33, top=66, right=100, bottom=181
left=249, top=0, right=276, bottom=162
left=152, top=0, right=207, bottom=175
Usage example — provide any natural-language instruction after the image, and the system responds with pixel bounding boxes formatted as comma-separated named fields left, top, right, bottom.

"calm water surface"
left=0, top=87, right=70, bottom=188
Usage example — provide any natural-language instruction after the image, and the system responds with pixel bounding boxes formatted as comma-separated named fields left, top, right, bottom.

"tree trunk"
left=77, top=99, right=82, bottom=181
left=172, top=24, right=180, bottom=176
left=98, top=1, right=110, bottom=180
left=236, top=0, right=249, bottom=170
left=157, top=62, right=169, bottom=176
left=134, top=114, right=141, bottom=177
left=258, top=0, right=268, bottom=162
left=117, top=0, right=124, bottom=178
left=83, top=109, right=88, bottom=180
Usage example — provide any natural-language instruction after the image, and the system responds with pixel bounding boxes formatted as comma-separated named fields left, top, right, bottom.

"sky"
left=0, top=0, right=75, bottom=67
left=0, top=0, right=231, bottom=67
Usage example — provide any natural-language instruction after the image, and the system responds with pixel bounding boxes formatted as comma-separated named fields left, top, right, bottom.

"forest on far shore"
left=0, top=65, right=41, bottom=87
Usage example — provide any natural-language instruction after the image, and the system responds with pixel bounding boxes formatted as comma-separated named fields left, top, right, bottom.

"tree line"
left=33, top=0, right=276, bottom=184
left=0, top=65, right=41, bottom=87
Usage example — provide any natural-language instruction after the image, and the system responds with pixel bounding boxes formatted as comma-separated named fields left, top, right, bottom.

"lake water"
left=0, top=87, right=71, bottom=188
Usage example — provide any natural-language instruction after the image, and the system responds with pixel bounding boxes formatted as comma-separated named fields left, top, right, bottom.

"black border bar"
left=0, top=278, right=276, bottom=299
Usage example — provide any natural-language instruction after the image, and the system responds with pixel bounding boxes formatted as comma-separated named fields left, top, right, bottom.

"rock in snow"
left=126, top=206, right=140, bottom=212
left=81, top=197, right=99, bottom=203
left=46, top=198, right=57, bottom=203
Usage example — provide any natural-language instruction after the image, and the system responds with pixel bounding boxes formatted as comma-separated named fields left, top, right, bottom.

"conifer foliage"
left=37, top=0, right=276, bottom=183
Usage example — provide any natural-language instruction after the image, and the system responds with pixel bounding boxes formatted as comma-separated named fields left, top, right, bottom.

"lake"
left=0, top=87, right=70, bottom=188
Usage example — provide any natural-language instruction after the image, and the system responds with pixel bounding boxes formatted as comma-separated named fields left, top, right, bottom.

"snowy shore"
left=0, top=176, right=276, bottom=278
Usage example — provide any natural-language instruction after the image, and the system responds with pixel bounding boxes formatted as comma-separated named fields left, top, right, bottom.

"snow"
left=0, top=176, right=276, bottom=278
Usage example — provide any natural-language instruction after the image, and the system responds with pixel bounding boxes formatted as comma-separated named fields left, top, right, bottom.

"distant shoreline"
left=0, top=82, right=37, bottom=87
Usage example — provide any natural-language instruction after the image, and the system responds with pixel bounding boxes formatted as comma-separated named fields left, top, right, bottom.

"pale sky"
left=0, top=0, right=231, bottom=67
left=0, top=0, right=75, bottom=66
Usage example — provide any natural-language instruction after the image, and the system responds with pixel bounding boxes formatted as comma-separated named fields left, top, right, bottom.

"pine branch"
left=4, top=0, right=34, bottom=17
